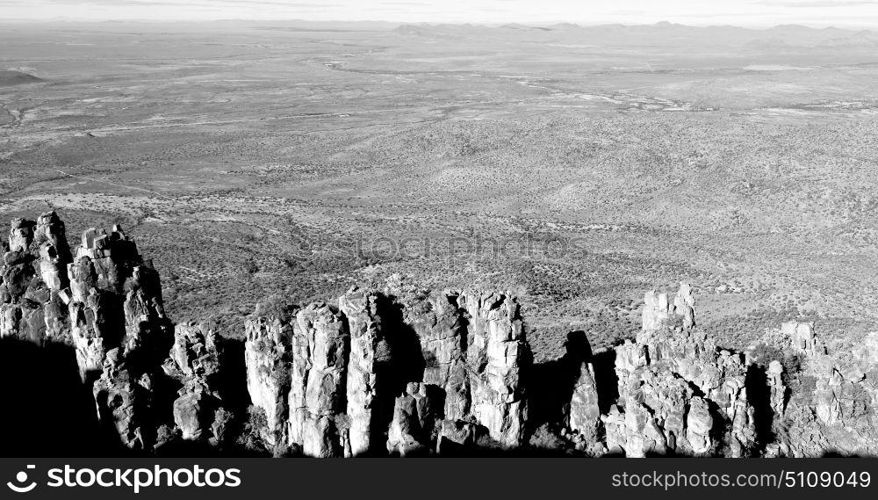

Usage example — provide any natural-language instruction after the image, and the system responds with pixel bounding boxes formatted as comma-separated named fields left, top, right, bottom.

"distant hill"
left=0, top=70, right=42, bottom=87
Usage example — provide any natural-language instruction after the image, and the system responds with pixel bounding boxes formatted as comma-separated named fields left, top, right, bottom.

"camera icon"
left=6, top=465, right=37, bottom=494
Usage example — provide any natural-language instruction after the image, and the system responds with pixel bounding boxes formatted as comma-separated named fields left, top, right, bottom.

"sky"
left=1, top=0, right=877, bottom=27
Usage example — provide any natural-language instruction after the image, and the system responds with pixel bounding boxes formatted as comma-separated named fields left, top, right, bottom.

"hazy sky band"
left=1, top=0, right=878, bottom=27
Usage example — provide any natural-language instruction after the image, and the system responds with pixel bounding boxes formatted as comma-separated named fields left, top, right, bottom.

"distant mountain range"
left=390, top=21, right=878, bottom=49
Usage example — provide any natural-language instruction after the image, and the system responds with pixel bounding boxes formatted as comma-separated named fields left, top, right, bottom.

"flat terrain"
left=2, top=21, right=877, bottom=360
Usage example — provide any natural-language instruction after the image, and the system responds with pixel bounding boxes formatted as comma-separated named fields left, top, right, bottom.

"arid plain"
left=2, top=21, right=877, bottom=361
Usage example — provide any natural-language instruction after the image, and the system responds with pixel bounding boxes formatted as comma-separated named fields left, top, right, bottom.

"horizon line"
left=0, top=18, right=876, bottom=30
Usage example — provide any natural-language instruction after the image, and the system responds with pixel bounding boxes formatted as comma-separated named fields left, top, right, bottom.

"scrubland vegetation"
left=1, top=21, right=877, bottom=360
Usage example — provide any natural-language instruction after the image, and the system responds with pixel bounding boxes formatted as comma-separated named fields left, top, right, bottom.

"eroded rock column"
left=568, top=362, right=601, bottom=443
left=244, top=317, right=291, bottom=448
left=339, top=288, right=386, bottom=456
left=289, top=302, right=349, bottom=457
left=68, top=225, right=170, bottom=381
left=464, top=291, right=528, bottom=448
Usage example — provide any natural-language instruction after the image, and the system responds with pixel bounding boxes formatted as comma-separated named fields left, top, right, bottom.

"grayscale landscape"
left=1, top=20, right=877, bottom=457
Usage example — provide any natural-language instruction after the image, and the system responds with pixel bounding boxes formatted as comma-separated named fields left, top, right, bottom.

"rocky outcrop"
left=240, top=288, right=532, bottom=456
left=810, top=351, right=875, bottom=431
left=93, top=349, right=153, bottom=450
left=93, top=320, right=232, bottom=452
left=763, top=325, right=878, bottom=456
left=68, top=284, right=112, bottom=380
left=783, top=321, right=822, bottom=357
left=673, top=283, right=696, bottom=330
left=163, top=323, right=228, bottom=444
left=238, top=283, right=878, bottom=458
left=400, top=290, right=469, bottom=452
left=641, top=282, right=695, bottom=333
left=603, top=285, right=756, bottom=457
left=6, top=211, right=878, bottom=458
left=685, top=397, right=714, bottom=454
left=605, top=364, right=715, bottom=457
left=0, top=213, right=180, bottom=451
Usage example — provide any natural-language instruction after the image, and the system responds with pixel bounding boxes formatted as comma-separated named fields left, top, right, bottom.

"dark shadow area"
left=821, top=451, right=873, bottom=457
left=214, top=336, right=262, bottom=457
left=0, top=338, right=117, bottom=456
left=377, top=294, right=426, bottom=386
left=745, top=363, right=775, bottom=450
left=438, top=446, right=581, bottom=457
left=122, top=319, right=175, bottom=371
left=96, top=291, right=127, bottom=352
left=355, top=293, right=426, bottom=456
left=526, top=331, right=592, bottom=430
left=155, top=439, right=231, bottom=457
left=590, top=348, right=618, bottom=414
left=154, top=336, right=263, bottom=458
left=218, top=337, right=252, bottom=417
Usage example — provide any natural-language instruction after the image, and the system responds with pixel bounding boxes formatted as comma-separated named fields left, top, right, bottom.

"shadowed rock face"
left=93, top=349, right=153, bottom=450
left=0, top=213, right=71, bottom=344
left=1, top=213, right=186, bottom=453
left=338, top=288, right=386, bottom=456
left=3, top=212, right=878, bottom=457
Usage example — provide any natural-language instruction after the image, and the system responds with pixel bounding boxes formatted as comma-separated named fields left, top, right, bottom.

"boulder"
left=436, top=419, right=480, bottom=454
left=685, top=397, right=713, bottom=454
left=387, top=382, right=439, bottom=456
